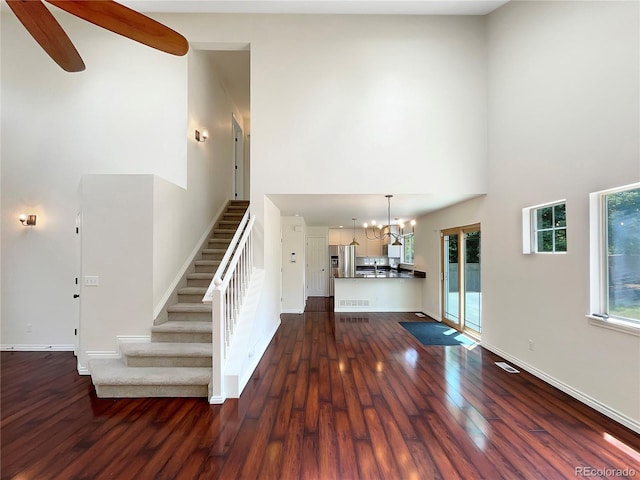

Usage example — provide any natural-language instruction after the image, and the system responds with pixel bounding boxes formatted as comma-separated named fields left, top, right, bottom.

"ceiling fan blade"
left=44, top=0, right=189, bottom=56
left=5, top=0, right=85, bottom=72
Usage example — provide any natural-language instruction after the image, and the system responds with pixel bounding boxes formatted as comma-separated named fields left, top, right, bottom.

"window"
left=589, top=183, right=640, bottom=329
left=402, top=233, right=414, bottom=264
left=522, top=200, right=567, bottom=254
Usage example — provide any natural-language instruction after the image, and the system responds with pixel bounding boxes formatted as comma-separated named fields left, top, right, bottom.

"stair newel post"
left=210, top=279, right=225, bottom=403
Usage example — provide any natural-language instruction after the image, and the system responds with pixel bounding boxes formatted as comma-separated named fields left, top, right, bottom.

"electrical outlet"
left=529, top=339, right=535, bottom=351
left=27, top=324, right=32, bottom=333
left=84, top=276, right=99, bottom=286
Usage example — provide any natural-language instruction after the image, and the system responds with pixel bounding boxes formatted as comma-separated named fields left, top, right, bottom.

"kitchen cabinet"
left=329, top=228, right=351, bottom=245
left=329, top=228, right=382, bottom=256
left=384, top=243, right=402, bottom=258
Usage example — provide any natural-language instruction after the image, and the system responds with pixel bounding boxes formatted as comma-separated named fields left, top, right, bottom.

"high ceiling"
left=120, top=1, right=502, bottom=227
left=123, top=1, right=509, bottom=16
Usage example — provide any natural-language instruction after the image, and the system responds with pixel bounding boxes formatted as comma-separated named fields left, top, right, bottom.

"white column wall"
left=79, top=175, right=154, bottom=369
left=281, top=216, right=306, bottom=313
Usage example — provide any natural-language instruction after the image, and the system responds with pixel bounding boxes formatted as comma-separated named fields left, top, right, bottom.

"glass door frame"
left=440, top=223, right=481, bottom=339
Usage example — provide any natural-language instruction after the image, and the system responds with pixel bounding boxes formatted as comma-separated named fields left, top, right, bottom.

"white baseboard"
left=281, top=308, right=303, bottom=314
left=153, top=201, right=229, bottom=319
left=85, top=350, right=120, bottom=359
left=77, top=350, right=119, bottom=375
left=423, top=310, right=441, bottom=321
left=482, top=342, right=640, bottom=435
left=117, top=335, right=151, bottom=345
left=1, top=344, right=75, bottom=351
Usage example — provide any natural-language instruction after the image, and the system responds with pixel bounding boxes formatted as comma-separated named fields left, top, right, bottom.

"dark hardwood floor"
left=2, top=298, right=639, bottom=479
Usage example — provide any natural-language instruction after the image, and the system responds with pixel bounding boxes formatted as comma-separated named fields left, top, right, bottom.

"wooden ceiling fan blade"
left=6, top=0, right=85, bottom=72
left=45, top=0, right=189, bottom=56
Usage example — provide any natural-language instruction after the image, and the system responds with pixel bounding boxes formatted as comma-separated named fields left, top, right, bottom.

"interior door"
left=74, top=212, right=81, bottom=355
left=232, top=115, right=244, bottom=200
left=306, top=236, right=327, bottom=297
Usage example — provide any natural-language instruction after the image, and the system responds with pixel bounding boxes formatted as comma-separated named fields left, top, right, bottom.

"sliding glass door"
left=443, top=232, right=460, bottom=327
left=463, top=230, right=481, bottom=334
left=441, top=225, right=482, bottom=336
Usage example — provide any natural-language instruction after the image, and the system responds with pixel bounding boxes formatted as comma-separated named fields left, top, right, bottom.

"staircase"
left=89, top=201, right=250, bottom=398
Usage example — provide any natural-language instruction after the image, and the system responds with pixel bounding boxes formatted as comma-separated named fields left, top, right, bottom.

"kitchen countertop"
left=335, top=269, right=425, bottom=279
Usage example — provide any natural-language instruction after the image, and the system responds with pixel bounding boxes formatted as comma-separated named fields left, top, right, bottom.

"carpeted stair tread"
left=187, top=272, right=214, bottom=279
left=120, top=342, right=212, bottom=357
left=208, top=239, right=231, bottom=246
left=90, top=359, right=211, bottom=385
left=178, top=287, right=207, bottom=295
left=167, top=303, right=212, bottom=313
left=152, top=321, right=212, bottom=333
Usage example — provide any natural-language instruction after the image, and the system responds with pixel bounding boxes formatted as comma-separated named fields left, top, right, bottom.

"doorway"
left=306, top=236, right=328, bottom=297
left=441, top=224, right=481, bottom=337
left=232, top=114, right=244, bottom=200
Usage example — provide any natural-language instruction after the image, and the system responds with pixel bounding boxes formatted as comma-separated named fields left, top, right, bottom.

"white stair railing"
left=203, top=206, right=255, bottom=404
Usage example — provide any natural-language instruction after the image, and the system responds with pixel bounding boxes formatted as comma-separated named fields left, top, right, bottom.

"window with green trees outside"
left=605, top=187, right=640, bottom=322
left=534, top=202, right=567, bottom=253
left=402, top=234, right=414, bottom=264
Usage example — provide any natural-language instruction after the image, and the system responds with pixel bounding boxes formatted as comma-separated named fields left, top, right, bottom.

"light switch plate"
left=84, top=276, right=99, bottom=286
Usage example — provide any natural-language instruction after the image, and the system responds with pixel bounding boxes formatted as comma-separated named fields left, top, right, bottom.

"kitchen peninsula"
left=333, top=267, right=425, bottom=313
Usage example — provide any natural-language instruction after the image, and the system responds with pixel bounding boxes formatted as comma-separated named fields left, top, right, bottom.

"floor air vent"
left=339, top=299, right=370, bottom=308
left=495, top=361, right=520, bottom=374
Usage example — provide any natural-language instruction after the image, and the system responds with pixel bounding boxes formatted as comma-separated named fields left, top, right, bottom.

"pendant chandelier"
left=349, top=218, right=360, bottom=246
left=363, top=195, right=416, bottom=246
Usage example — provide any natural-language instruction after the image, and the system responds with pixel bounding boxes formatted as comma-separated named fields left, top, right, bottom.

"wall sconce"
left=195, top=130, right=208, bottom=142
left=19, top=214, right=37, bottom=226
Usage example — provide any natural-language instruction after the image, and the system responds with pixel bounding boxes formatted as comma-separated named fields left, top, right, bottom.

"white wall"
left=79, top=175, right=154, bottom=368
left=413, top=0, right=640, bottom=432
left=247, top=15, right=488, bottom=196
left=484, top=1, right=639, bottom=427
left=1, top=10, right=187, bottom=348
left=250, top=196, right=282, bottom=353
left=281, top=216, right=306, bottom=313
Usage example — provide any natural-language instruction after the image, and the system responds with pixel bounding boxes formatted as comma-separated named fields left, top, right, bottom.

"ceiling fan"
left=6, top=0, right=189, bottom=72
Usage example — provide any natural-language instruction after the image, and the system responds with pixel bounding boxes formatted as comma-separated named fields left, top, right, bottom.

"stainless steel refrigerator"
left=329, top=245, right=356, bottom=295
